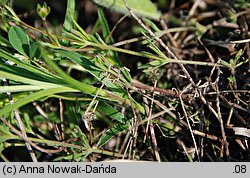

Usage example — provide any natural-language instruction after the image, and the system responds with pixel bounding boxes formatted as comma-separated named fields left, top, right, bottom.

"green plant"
left=234, top=0, right=250, bottom=9
left=0, top=0, right=249, bottom=162
left=1, top=0, right=165, bottom=161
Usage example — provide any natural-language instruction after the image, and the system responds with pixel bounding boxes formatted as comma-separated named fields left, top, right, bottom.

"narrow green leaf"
left=97, top=101, right=126, bottom=123
left=96, top=121, right=130, bottom=148
left=98, top=8, right=111, bottom=43
left=0, top=49, right=61, bottom=83
left=0, top=135, right=14, bottom=143
left=42, top=50, right=99, bottom=95
left=142, top=18, right=160, bottom=31
left=74, top=126, right=90, bottom=148
left=29, top=41, right=41, bottom=58
left=71, top=16, right=92, bottom=41
left=64, top=100, right=81, bottom=129
left=23, top=113, right=34, bottom=133
left=53, top=151, right=90, bottom=161
left=62, top=0, right=76, bottom=44
left=8, top=26, right=30, bottom=56
left=57, top=50, right=125, bottom=93
left=0, top=87, right=78, bottom=117
left=63, top=0, right=75, bottom=33
left=149, top=60, right=163, bottom=66
left=120, top=67, right=132, bottom=83
left=97, top=8, right=121, bottom=66
left=146, top=39, right=166, bottom=58
left=0, top=125, right=12, bottom=136
left=0, top=64, right=62, bottom=87
left=235, top=49, right=243, bottom=62
left=4, top=5, right=20, bottom=22
left=0, top=85, right=54, bottom=93
left=92, top=0, right=161, bottom=20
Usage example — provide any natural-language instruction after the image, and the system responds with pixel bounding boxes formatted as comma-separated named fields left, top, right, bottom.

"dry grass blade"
left=231, top=127, right=250, bottom=138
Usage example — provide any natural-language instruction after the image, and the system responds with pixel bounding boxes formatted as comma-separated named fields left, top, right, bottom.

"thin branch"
left=32, top=101, right=62, bottom=140
left=179, top=85, right=200, bottom=162
left=126, top=86, right=139, bottom=160
left=59, top=98, right=65, bottom=140
left=214, top=65, right=230, bottom=160
left=142, top=81, right=160, bottom=161
left=2, top=79, right=37, bottom=162
left=106, top=14, right=129, bottom=43
left=193, top=130, right=221, bottom=141
left=0, top=117, right=63, bottom=154
left=131, top=79, right=192, bottom=101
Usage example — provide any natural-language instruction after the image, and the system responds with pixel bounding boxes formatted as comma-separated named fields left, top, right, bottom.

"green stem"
left=89, top=42, right=165, bottom=61
left=42, top=19, right=57, bottom=45
left=10, top=135, right=124, bottom=158
left=88, top=42, right=224, bottom=67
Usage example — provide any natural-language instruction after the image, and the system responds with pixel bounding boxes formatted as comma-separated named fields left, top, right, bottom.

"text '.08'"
left=233, top=165, right=247, bottom=174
